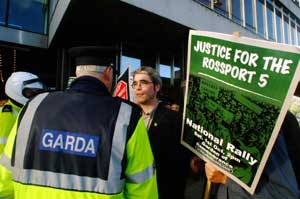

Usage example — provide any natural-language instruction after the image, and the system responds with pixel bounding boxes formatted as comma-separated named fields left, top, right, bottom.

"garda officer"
left=0, top=71, right=46, bottom=155
left=0, top=46, right=158, bottom=199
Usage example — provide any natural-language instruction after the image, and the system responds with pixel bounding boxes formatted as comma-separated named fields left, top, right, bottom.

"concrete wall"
left=48, top=0, right=71, bottom=47
left=280, top=0, right=300, bottom=16
left=0, top=27, right=47, bottom=48
left=120, top=0, right=260, bottom=39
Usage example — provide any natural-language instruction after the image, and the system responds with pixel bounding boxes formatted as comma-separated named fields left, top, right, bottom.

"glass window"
left=159, top=52, right=173, bottom=80
left=174, top=66, right=180, bottom=79
left=159, top=64, right=171, bottom=78
left=291, top=20, right=296, bottom=45
left=283, top=11, right=289, bottom=44
left=244, top=0, right=254, bottom=31
left=49, top=0, right=58, bottom=21
left=256, top=0, right=265, bottom=38
left=173, top=52, right=182, bottom=80
left=232, top=0, right=242, bottom=24
left=266, top=1, right=274, bottom=41
left=0, top=0, right=7, bottom=25
left=214, top=0, right=227, bottom=17
left=158, top=52, right=183, bottom=106
left=275, top=8, right=282, bottom=43
left=297, top=25, right=300, bottom=46
left=8, top=0, right=48, bottom=34
left=120, top=55, right=141, bottom=75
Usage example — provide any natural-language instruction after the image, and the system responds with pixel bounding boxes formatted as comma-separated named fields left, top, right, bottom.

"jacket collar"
left=69, top=76, right=111, bottom=96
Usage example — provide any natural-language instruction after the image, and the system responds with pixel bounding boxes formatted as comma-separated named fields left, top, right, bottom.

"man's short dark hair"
left=133, top=66, right=162, bottom=88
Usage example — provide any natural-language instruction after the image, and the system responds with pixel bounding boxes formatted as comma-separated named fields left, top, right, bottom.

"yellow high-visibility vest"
left=0, top=93, right=157, bottom=199
left=0, top=100, right=21, bottom=155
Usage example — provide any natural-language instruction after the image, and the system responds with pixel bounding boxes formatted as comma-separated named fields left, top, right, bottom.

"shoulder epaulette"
left=2, top=104, right=12, bottom=112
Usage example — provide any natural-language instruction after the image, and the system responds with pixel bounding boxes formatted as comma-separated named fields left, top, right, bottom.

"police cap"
left=68, top=46, right=117, bottom=67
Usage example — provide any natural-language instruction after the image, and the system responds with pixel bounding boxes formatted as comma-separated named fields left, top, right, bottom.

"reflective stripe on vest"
left=108, top=102, right=131, bottom=183
left=11, top=93, right=133, bottom=194
left=0, top=153, right=12, bottom=171
left=11, top=108, right=18, bottom=116
left=127, top=164, right=155, bottom=184
left=0, top=137, right=7, bottom=144
left=14, top=93, right=49, bottom=169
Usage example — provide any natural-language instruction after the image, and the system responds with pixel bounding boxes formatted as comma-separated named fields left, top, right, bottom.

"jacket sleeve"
left=221, top=133, right=300, bottom=199
left=0, top=120, right=18, bottom=198
left=124, top=118, right=158, bottom=199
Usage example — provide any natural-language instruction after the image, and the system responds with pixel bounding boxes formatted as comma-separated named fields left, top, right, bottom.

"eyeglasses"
left=132, top=80, right=153, bottom=89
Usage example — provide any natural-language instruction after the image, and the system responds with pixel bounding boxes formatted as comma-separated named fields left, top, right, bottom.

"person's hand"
left=205, top=162, right=227, bottom=184
left=190, top=156, right=204, bottom=173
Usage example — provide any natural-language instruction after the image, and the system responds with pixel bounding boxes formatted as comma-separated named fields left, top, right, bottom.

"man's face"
left=133, top=73, right=160, bottom=105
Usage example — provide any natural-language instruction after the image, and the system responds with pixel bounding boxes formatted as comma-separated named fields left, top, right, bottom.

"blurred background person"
left=0, top=71, right=46, bottom=155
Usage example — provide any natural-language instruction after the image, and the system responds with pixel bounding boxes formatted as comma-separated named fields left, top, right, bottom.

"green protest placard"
left=181, top=30, right=300, bottom=194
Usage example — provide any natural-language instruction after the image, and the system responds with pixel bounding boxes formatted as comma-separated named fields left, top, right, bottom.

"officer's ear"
left=101, top=66, right=114, bottom=91
left=104, top=66, right=112, bottom=77
left=102, top=66, right=113, bottom=83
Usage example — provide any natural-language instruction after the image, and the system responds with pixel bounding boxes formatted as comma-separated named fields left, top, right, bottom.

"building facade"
left=0, top=0, right=299, bottom=105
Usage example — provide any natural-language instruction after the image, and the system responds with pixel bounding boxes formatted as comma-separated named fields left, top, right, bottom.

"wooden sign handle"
left=204, top=179, right=212, bottom=199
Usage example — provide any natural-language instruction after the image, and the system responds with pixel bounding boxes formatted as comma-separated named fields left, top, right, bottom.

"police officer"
left=0, top=46, right=158, bottom=199
left=0, top=71, right=46, bottom=155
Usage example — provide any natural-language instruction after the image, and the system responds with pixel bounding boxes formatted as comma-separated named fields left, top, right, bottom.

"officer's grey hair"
left=133, top=66, right=162, bottom=88
left=76, top=65, right=107, bottom=73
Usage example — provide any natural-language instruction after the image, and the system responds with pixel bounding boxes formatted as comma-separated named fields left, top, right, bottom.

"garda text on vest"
left=40, top=129, right=100, bottom=157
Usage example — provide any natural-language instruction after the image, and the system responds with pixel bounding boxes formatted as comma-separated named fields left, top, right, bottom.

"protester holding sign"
left=182, top=30, right=300, bottom=194
left=204, top=111, right=300, bottom=199
left=132, top=66, right=189, bottom=199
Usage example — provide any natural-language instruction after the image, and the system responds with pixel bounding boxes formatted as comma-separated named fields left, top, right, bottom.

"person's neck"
left=140, top=99, right=159, bottom=114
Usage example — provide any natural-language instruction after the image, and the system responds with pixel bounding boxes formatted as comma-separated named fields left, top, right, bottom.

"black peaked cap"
left=68, top=46, right=118, bottom=68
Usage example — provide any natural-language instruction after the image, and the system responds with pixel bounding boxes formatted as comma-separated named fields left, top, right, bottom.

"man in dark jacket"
left=132, top=66, right=188, bottom=199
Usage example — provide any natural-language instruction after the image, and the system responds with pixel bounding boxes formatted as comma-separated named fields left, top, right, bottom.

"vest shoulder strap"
left=1, top=105, right=12, bottom=113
